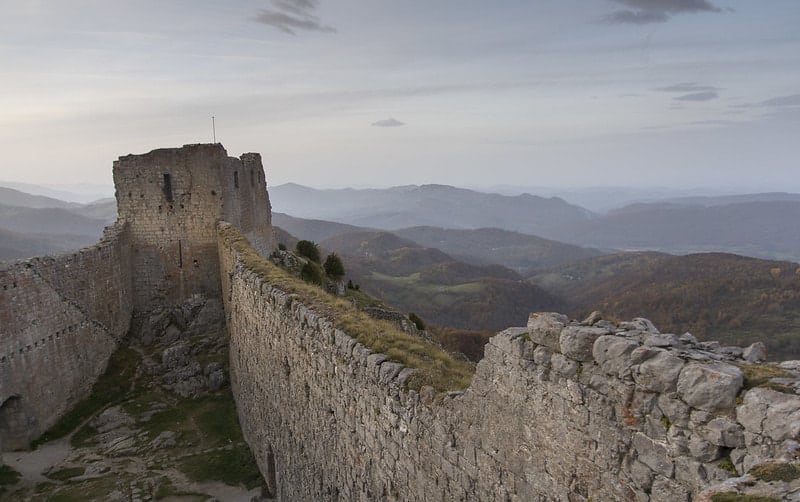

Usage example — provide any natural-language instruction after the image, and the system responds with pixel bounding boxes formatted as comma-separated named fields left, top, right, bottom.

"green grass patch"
left=220, top=225, right=475, bottom=392
left=153, top=476, right=206, bottom=500
left=32, top=345, right=141, bottom=447
left=195, top=393, right=245, bottom=446
left=739, top=364, right=795, bottom=394
left=719, top=457, right=739, bottom=477
left=344, top=287, right=385, bottom=309
left=70, top=424, right=99, bottom=448
left=178, top=444, right=262, bottom=489
left=40, top=473, right=134, bottom=502
left=749, top=462, right=800, bottom=482
left=46, top=467, right=85, bottom=482
left=0, top=465, right=21, bottom=486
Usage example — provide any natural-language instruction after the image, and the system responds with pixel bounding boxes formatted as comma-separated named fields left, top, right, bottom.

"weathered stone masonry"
left=1, top=143, right=272, bottom=451
left=114, top=143, right=271, bottom=311
left=220, top=234, right=800, bottom=501
left=0, top=223, right=133, bottom=448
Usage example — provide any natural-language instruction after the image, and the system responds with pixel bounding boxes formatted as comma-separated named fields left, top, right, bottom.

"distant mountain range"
left=271, top=183, right=800, bottom=263
left=270, top=183, right=593, bottom=236
left=273, top=213, right=602, bottom=273
left=548, top=200, right=800, bottom=262
left=0, top=186, right=116, bottom=260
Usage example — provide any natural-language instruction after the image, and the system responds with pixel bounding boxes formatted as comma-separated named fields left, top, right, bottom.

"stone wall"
left=114, top=143, right=271, bottom=312
left=221, top=234, right=800, bottom=501
left=0, top=223, right=133, bottom=448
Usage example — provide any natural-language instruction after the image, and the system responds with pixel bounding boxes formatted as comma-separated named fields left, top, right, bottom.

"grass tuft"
left=178, top=445, right=262, bottom=489
left=220, top=225, right=476, bottom=392
left=749, top=462, right=800, bottom=482
left=711, top=495, right=781, bottom=502
left=739, top=364, right=795, bottom=394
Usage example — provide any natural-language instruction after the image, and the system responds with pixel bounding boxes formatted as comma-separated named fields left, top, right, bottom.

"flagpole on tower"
left=212, top=116, right=216, bottom=143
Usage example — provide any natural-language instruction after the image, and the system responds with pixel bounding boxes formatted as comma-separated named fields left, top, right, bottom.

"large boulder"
left=677, top=363, right=743, bottom=412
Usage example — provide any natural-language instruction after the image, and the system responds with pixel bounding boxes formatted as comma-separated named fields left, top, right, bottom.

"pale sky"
left=1, top=1, right=798, bottom=191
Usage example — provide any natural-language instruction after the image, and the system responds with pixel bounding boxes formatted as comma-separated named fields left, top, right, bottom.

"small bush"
left=408, top=312, right=426, bottom=331
left=295, top=240, right=320, bottom=263
left=0, top=465, right=21, bottom=486
left=278, top=243, right=286, bottom=251
left=300, top=262, right=325, bottom=285
left=323, top=253, right=345, bottom=281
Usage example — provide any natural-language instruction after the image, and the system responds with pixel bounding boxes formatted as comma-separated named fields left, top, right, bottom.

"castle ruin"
left=2, top=143, right=800, bottom=501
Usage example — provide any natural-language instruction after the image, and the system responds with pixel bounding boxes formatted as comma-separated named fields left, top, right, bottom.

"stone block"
left=633, top=351, right=685, bottom=393
left=593, top=335, right=640, bottom=378
left=677, top=362, right=743, bottom=412
left=527, top=312, right=568, bottom=351
left=559, top=326, right=610, bottom=362
left=633, top=432, right=674, bottom=478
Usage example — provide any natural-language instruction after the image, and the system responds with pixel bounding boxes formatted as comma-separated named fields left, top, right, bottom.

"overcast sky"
left=1, top=1, right=798, bottom=191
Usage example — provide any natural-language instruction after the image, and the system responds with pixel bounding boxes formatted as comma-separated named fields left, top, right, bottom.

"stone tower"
left=113, top=143, right=272, bottom=311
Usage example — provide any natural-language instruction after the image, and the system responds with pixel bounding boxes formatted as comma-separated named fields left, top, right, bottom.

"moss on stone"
left=749, top=462, right=800, bottom=482
left=220, top=225, right=476, bottom=393
left=711, top=495, right=781, bottom=502
left=739, top=364, right=795, bottom=394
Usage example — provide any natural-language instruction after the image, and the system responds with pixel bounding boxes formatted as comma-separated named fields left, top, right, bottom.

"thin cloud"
left=688, top=119, right=735, bottom=126
left=254, top=0, right=336, bottom=35
left=371, top=118, right=405, bottom=128
left=603, top=0, right=724, bottom=24
left=759, top=94, right=800, bottom=107
left=656, top=82, right=719, bottom=93
left=674, top=91, right=719, bottom=101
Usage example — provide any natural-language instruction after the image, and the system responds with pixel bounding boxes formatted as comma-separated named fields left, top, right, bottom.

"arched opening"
left=264, top=443, right=278, bottom=498
left=0, top=396, right=32, bottom=450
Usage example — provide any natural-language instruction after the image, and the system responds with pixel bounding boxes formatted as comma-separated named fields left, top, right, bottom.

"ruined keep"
left=114, top=143, right=271, bottom=311
left=1, top=143, right=272, bottom=448
left=3, top=143, right=800, bottom=501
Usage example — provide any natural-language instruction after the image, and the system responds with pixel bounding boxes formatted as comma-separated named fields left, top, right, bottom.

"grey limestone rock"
left=559, top=325, right=610, bottom=361
left=677, top=362, right=743, bottom=412
left=581, top=310, right=602, bottom=326
left=551, top=353, right=579, bottom=378
left=743, top=342, right=767, bottom=363
left=527, top=312, right=568, bottom=351
left=634, top=432, right=674, bottom=478
left=162, top=342, right=191, bottom=369
left=593, top=335, right=640, bottom=378
left=620, top=317, right=659, bottom=334
left=634, top=351, right=685, bottom=393
left=701, top=417, right=745, bottom=448
left=644, top=333, right=683, bottom=349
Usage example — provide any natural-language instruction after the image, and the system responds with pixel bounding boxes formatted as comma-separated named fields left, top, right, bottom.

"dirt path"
left=2, top=437, right=71, bottom=484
